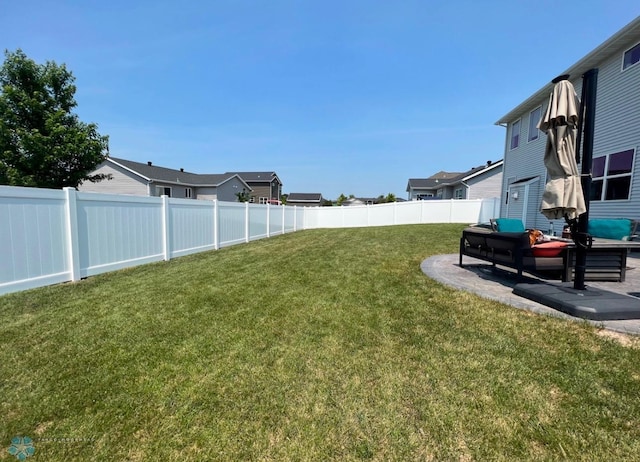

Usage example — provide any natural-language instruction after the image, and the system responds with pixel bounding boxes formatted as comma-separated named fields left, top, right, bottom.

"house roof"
left=407, top=178, right=442, bottom=190
left=407, top=160, right=503, bottom=191
left=226, top=171, right=282, bottom=185
left=495, top=16, right=640, bottom=125
left=287, top=193, right=323, bottom=202
left=107, top=157, right=251, bottom=189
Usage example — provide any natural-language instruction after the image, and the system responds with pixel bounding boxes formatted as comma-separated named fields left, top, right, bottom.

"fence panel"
left=248, top=204, right=268, bottom=241
left=295, top=206, right=306, bottom=231
left=218, top=202, right=247, bottom=247
left=0, top=187, right=70, bottom=293
left=269, top=205, right=284, bottom=236
left=76, top=192, right=164, bottom=277
left=284, top=206, right=296, bottom=232
left=169, top=198, right=216, bottom=258
left=395, top=201, right=426, bottom=225
left=368, top=202, right=395, bottom=226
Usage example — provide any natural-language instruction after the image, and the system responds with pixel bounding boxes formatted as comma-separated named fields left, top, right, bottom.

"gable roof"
left=496, top=16, right=640, bottom=125
left=107, top=157, right=251, bottom=189
left=407, top=160, right=502, bottom=191
left=226, top=171, right=282, bottom=185
left=287, top=193, right=323, bottom=202
left=407, top=178, right=442, bottom=190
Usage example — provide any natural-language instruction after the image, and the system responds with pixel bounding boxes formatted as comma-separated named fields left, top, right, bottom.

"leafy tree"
left=385, top=192, right=397, bottom=202
left=0, top=49, right=109, bottom=188
left=236, top=189, right=251, bottom=202
left=336, top=193, right=348, bottom=206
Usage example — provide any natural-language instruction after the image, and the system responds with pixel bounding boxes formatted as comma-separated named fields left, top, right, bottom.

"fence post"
left=213, top=200, right=219, bottom=250
left=266, top=203, right=271, bottom=238
left=449, top=199, right=454, bottom=223
left=245, top=202, right=250, bottom=243
left=293, top=206, right=297, bottom=232
left=282, top=204, right=285, bottom=234
left=161, top=195, right=170, bottom=260
left=64, top=187, right=81, bottom=281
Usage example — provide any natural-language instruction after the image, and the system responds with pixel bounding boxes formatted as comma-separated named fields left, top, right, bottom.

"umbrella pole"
left=573, top=68, right=599, bottom=290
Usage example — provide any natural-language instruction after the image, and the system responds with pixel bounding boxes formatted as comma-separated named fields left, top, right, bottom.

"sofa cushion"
left=531, top=241, right=568, bottom=257
left=588, top=219, right=632, bottom=240
left=494, top=218, right=526, bottom=233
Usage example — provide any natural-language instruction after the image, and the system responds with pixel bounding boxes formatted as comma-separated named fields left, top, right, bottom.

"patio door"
left=506, top=177, right=540, bottom=227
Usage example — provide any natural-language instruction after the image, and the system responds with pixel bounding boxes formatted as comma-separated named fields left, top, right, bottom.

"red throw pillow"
left=531, top=241, right=567, bottom=257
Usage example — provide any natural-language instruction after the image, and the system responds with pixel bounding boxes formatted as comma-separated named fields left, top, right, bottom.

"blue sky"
left=2, top=2, right=639, bottom=200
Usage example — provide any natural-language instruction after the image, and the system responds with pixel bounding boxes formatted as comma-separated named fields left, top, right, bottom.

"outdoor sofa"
left=459, top=226, right=569, bottom=281
left=459, top=218, right=640, bottom=282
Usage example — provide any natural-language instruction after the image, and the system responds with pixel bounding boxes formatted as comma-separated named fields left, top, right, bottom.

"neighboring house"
left=286, top=193, right=324, bottom=207
left=406, top=160, right=503, bottom=201
left=226, top=172, right=282, bottom=204
left=342, top=197, right=377, bottom=206
left=495, top=16, right=640, bottom=230
left=79, top=157, right=251, bottom=201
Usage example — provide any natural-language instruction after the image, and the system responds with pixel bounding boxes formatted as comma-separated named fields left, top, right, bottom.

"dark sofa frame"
left=459, top=228, right=569, bottom=281
left=459, top=227, right=638, bottom=282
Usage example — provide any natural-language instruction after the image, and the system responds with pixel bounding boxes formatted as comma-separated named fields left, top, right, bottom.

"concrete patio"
left=421, top=252, right=640, bottom=336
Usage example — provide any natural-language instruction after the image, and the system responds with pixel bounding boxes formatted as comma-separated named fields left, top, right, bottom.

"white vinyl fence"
left=1, top=187, right=304, bottom=296
left=302, top=198, right=500, bottom=229
left=1, top=185, right=499, bottom=295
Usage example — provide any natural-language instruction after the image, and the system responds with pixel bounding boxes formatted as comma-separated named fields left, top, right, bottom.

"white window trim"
left=591, top=148, right=635, bottom=201
left=156, top=186, right=172, bottom=197
left=185, top=187, right=193, bottom=199
left=528, top=106, right=541, bottom=142
left=622, top=41, right=640, bottom=71
left=454, top=188, right=463, bottom=199
left=510, top=119, right=521, bottom=150
left=259, top=196, right=269, bottom=204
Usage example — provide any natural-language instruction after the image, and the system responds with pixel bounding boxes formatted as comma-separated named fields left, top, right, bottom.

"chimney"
left=180, top=168, right=184, bottom=172
left=147, top=161, right=152, bottom=166
left=486, top=160, right=492, bottom=166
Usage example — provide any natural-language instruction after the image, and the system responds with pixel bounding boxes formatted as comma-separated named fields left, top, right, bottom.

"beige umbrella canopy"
left=538, top=78, right=586, bottom=221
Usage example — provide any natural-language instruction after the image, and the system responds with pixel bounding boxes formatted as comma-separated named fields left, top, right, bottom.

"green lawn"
left=1, top=224, right=640, bottom=461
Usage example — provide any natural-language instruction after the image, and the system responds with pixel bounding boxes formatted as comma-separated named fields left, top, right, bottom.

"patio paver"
left=421, top=253, right=640, bottom=335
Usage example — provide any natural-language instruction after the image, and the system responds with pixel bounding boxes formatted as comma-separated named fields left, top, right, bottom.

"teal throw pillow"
left=495, top=218, right=525, bottom=233
left=588, top=219, right=631, bottom=240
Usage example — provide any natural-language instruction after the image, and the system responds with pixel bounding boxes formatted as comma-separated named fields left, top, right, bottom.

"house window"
left=590, top=149, right=635, bottom=201
left=623, top=42, right=640, bottom=70
left=528, top=107, right=541, bottom=142
left=510, top=120, right=521, bottom=150
left=185, top=188, right=192, bottom=198
left=454, top=188, right=463, bottom=199
left=259, top=197, right=269, bottom=204
left=156, top=186, right=171, bottom=197
left=416, top=194, right=433, bottom=200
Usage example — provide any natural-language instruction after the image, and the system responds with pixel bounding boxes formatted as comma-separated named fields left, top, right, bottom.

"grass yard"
left=2, top=224, right=640, bottom=461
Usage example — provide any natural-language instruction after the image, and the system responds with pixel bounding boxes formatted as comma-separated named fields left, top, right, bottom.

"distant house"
left=79, top=157, right=251, bottom=201
left=407, top=160, right=503, bottom=200
left=226, top=172, right=283, bottom=204
left=495, top=16, right=640, bottom=230
left=286, top=193, right=324, bottom=207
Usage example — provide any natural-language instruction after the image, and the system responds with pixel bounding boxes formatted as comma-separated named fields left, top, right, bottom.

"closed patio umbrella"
left=538, top=76, right=586, bottom=221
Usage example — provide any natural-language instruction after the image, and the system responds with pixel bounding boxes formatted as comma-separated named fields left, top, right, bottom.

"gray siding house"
left=79, top=157, right=251, bottom=201
left=496, top=16, right=640, bottom=232
left=226, top=172, right=282, bottom=204
left=286, top=193, right=324, bottom=207
left=407, top=160, right=503, bottom=201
